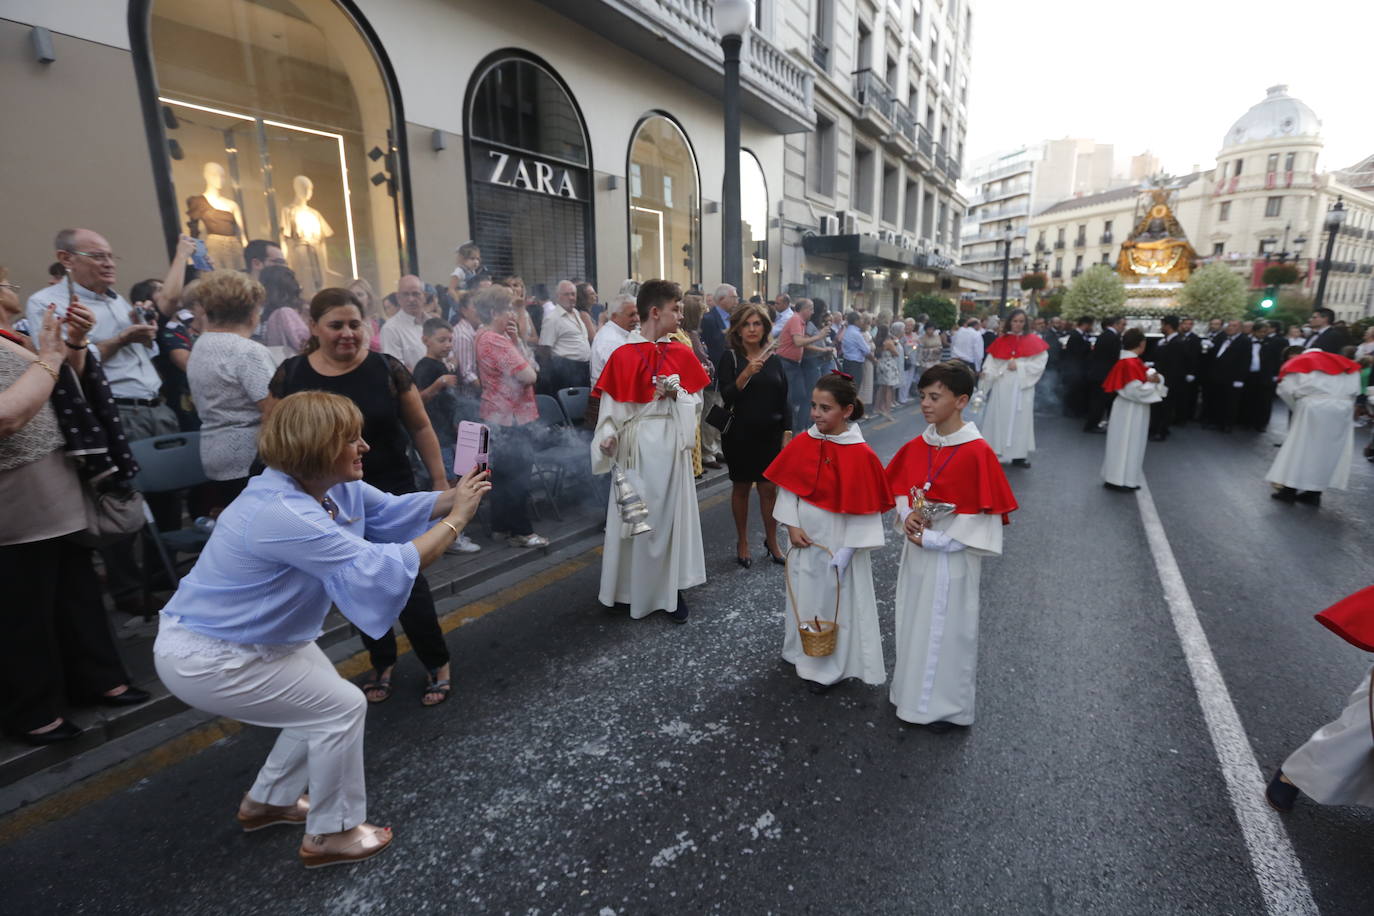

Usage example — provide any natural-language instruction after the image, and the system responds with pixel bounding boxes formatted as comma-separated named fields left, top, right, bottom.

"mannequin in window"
left=186, top=162, right=245, bottom=271
left=280, top=175, right=334, bottom=297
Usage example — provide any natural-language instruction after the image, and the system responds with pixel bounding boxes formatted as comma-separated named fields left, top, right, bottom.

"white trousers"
left=154, top=642, right=368, bottom=834
left=700, top=388, right=724, bottom=460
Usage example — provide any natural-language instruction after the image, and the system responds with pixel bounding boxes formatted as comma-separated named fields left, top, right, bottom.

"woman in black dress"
left=267, top=288, right=454, bottom=708
left=718, top=302, right=792, bottom=567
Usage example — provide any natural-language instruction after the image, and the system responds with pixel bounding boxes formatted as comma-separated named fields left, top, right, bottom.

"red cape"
left=593, top=340, right=710, bottom=403
left=1102, top=356, right=1148, bottom=393
left=764, top=433, right=895, bottom=516
left=884, top=434, right=1018, bottom=524
left=1315, top=585, right=1374, bottom=652
left=986, top=333, right=1049, bottom=361
left=1278, top=350, right=1361, bottom=380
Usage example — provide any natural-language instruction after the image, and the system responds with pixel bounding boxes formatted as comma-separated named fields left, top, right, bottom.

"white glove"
left=829, top=547, right=856, bottom=575
left=1186, top=375, right=1195, bottom=383
left=1232, top=381, right=1244, bottom=389
left=919, top=529, right=966, bottom=553
left=895, top=504, right=913, bottom=524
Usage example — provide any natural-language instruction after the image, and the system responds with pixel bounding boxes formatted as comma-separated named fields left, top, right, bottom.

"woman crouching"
left=153, top=391, right=489, bottom=868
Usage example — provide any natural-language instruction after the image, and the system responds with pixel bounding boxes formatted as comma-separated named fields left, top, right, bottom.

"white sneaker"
left=445, top=534, right=481, bottom=555
left=506, top=533, right=549, bottom=548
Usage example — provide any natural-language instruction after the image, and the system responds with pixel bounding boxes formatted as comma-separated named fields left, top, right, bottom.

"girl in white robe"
left=885, top=363, right=1018, bottom=728
left=1101, top=330, right=1166, bottom=491
left=978, top=309, right=1049, bottom=466
left=1266, top=351, right=1362, bottom=504
left=766, top=373, right=892, bottom=690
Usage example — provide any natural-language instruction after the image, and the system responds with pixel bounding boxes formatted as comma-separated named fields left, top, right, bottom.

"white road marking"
left=1135, top=482, right=1318, bottom=916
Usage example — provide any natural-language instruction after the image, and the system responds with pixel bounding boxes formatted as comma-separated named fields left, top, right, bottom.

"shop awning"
left=802, top=233, right=976, bottom=284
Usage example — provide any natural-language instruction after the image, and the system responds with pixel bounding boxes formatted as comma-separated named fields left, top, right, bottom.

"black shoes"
left=735, top=554, right=752, bottom=569
left=807, top=680, right=837, bottom=695
left=665, top=593, right=689, bottom=624
left=1103, top=482, right=1138, bottom=492
left=98, top=685, right=151, bottom=707
left=22, top=719, right=83, bottom=746
left=763, top=538, right=786, bottom=565
left=1295, top=490, right=1322, bottom=507
left=1271, top=486, right=1298, bottom=503
left=1266, top=768, right=1298, bottom=812
left=923, top=720, right=966, bottom=734
left=1272, top=487, right=1320, bottom=506
left=1010, top=458, right=1030, bottom=468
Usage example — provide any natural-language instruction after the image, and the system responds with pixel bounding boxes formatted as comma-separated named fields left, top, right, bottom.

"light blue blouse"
left=161, top=468, right=438, bottom=645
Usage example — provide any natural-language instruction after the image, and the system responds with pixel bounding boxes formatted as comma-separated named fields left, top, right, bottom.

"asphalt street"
left=1, top=394, right=1372, bottom=915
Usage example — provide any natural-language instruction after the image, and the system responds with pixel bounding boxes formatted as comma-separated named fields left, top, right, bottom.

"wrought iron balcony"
left=891, top=101, right=917, bottom=147
left=1100, top=232, right=1113, bottom=245
left=531, top=0, right=814, bottom=133
left=917, top=122, right=933, bottom=158
left=1074, top=235, right=1087, bottom=248
left=852, top=69, right=894, bottom=125
left=1053, top=240, right=1065, bottom=250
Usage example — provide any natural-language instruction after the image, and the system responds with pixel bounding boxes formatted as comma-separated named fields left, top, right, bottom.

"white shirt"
left=591, top=320, right=632, bottom=386
left=26, top=280, right=162, bottom=400
left=771, top=307, right=794, bottom=338
left=379, top=311, right=426, bottom=370
left=539, top=305, right=592, bottom=362
left=950, top=326, right=985, bottom=368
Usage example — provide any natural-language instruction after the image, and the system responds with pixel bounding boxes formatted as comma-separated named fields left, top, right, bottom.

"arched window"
left=139, top=0, right=409, bottom=298
left=466, top=54, right=593, bottom=288
left=740, top=149, right=769, bottom=300
left=628, top=115, right=700, bottom=289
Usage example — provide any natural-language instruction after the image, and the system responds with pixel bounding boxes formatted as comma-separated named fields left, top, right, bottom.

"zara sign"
left=475, top=143, right=585, bottom=201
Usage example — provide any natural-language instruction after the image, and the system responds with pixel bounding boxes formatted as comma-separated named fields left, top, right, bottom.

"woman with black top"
left=267, top=288, right=454, bottom=707
left=718, top=302, right=792, bottom=568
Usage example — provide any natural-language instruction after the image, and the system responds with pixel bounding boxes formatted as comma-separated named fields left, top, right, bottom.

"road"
left=2, top=399, right=1372, bottom=915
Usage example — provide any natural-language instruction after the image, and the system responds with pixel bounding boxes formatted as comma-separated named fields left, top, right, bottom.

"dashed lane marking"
left=1135, top=481, right=1318, bottom=916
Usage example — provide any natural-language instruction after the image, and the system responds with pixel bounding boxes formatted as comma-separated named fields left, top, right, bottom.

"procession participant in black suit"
left=1148, top=315, right=1188, bottom=441
left=1176, top=316, right=1203, bottom=425
left=1303, top=307, right=1350, bottom=353
left=1240, top=321, right=1284, bottom=431
left=1033, top=316, right=1062, bottom=412
left=1082, top=316, right=1123, bottom=433
left=1195, top=317, right=1228, bottom=422
left=1202, top=319, right=1249, bottom=432
left=1061, top=316, right=1093, bottom=417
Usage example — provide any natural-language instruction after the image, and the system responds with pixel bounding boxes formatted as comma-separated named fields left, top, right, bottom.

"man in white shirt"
left=379, top=274, right=428, bottom=369
left=591, top=294, right=638, bottom=385
left=950, top=318, right=985, bottom=371
left=770, top=293, right=794, bottom=339
left=539, top=278, right=592, bottom=390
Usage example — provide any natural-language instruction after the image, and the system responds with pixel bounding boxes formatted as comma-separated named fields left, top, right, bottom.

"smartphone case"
left=453, top=421, right=491, bottom=476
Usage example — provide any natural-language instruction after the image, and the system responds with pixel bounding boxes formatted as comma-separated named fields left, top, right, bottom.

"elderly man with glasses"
left=379, top=275, right=430, bottom=370
left=26, top=227, right=186, bottom=613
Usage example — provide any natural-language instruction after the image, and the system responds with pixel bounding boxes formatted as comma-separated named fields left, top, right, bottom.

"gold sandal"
left=298, top=823, right=393, bottom=869
left=236, top=793, right=310, bottom=832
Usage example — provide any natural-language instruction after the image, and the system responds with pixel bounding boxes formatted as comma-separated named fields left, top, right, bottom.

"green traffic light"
left=1260, top=298, right=1275, bottom=309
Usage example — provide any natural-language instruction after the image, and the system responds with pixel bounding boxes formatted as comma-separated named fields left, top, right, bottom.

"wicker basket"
left=785, top=542, right=841, bottom=658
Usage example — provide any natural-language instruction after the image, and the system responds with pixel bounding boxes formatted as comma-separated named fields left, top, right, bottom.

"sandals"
left=361, top=670, right=392, bottom=704
left=421, top=668, right=451, bottom=708
left=299, top=823, right=393, bottom=869
left=237, top=793, right=310, bottom=832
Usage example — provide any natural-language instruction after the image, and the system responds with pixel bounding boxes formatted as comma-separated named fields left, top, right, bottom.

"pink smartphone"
left=453, top=421, right=491, bottom=477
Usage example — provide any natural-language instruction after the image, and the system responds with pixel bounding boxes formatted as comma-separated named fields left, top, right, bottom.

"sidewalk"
left=0, top=464, right=732, bottom=796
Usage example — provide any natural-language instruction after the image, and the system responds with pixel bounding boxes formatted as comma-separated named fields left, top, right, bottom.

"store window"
left=740, top=150, right=769, bottom=301
left=466, top=54, right=593, bottom=288
left=628, top=115, right=700, bottom=289
left=145, top=0, right=406, bottom=297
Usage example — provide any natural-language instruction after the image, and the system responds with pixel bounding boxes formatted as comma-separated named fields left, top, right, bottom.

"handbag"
left=705, top=350, right=736, bottom=433
left=72, top=480, right=146, bottom=547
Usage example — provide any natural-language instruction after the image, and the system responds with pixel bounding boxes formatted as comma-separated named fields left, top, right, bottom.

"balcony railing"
left=810, top=34, right=830, bottom=71
left=933, top=141, right=948, bottom=176
left=1071, top=268, right=1083, bottom=278
left=1100, top=232, right=1113, bottom=245
left=1053, top=240, right=1065, bottom=250
left=1051, top=269, right=1063, bottom=279
left=946, top=158, right=961, bottom=181
left=916, top=123, right=933, bottom=158
left=1074, top=236, right=1087, bottom=248
left=852, top=69, right=894, bottom=122
left=891, top=101, right=916, bottom=146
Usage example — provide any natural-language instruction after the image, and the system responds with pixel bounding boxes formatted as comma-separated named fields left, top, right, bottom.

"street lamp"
left=998, top=225, right=1012, bottom=317
left=716, top=0, right=754, bottom=293
left=1312, top=196, right=1345, bottom=311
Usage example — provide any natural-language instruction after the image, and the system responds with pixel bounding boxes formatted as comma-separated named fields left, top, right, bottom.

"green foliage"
left=1019, top=272, right=1047, bottom=291
left=1039, top=287, right=1066, bottom=319
left=1249, top=288, right=1312, bottom=329
left=1177, top=263, right=1248, bottom=320
left=1062, top=265, right=1126, bottom=318
left=903, top=293, right=958, bottom=330
left=1262, top=263, right=1300, bottom=286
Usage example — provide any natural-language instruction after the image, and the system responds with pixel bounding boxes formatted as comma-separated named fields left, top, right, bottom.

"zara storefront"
left=1, top=0, right=808, bottom=302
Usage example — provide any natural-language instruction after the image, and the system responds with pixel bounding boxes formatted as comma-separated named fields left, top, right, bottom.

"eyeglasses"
left=70, top=250, right=121, bottom=264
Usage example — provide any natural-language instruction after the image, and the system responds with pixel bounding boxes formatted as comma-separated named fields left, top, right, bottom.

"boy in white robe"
left=1101, top=329, right=1166, bottom=492
left=765, top=372, right=893, bottom=692
left=591, top=280, right=710, bottom=622
left=885, top=362, right=1018, bottom=730
left=978, top=308, right=1049, bottom=467
left=1267, top=349, right=1362, bottom=507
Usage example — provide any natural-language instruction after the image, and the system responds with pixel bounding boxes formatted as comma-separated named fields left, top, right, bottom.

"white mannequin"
left=280, top=175, right=334, bottom=296
left=188, top=162, right=245, bottom=270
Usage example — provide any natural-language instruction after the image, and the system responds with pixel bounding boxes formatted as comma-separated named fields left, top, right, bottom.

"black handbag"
left=705, top=403, right=733, bottom=433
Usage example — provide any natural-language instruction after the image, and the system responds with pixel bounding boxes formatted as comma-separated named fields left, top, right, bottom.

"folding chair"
left=531, top=395, right=590, bottom=519
left=130, top=432, right=211, bottom=613
left=556, top=386, right=591, bottom=428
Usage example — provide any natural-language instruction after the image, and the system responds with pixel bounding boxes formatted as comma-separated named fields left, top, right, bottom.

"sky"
left=964, top=0, right=1374, bottom=178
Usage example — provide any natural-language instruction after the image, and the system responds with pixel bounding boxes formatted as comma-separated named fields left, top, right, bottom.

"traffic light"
left=1259, top=285, right=1277, bottom=310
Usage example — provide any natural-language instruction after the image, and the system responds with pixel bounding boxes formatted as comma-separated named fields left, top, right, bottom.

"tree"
left=1177, top=263, right=1247, bottom=320
left=1261, top=263, right=1300, bottom=287
left=1038, top=287, right=1066, bottom=319
left=904, top=292, right=958, bottom=330
left=1062, top=265, right=1126, bottom=319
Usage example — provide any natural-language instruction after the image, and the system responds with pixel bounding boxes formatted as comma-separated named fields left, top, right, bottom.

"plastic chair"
left=556, top=386, right=591, bottom=428
left=130, top=432, right=212, bottom=611
left=535, top=393, right=570, bottom=427
left=530, top=396, right=588, bottom=519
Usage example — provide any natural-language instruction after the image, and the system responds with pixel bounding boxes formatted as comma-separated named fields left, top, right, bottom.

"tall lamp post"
left=716, top=0, right=754, bottom=293
left=1312, top=196, right=1345, bottom=311
left=998, top=225, right=1012, bottom=318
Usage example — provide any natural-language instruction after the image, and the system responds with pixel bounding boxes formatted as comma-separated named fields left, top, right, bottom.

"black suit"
left=1062, top=329, right=1092, bottom=416
left=700, top=307, right=729, bottom=389
left=1178, top=331, right=1203, bottom=423
left=1083, top=327, right=1121, bottom=430
left=1204, top=333, right=1251, bottom=430
left=1149, top=333, right=1188, bottom=438
left=1240, top=336, right=1284, bottom=430
left=1304, top=326, right=1351, bottom=354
